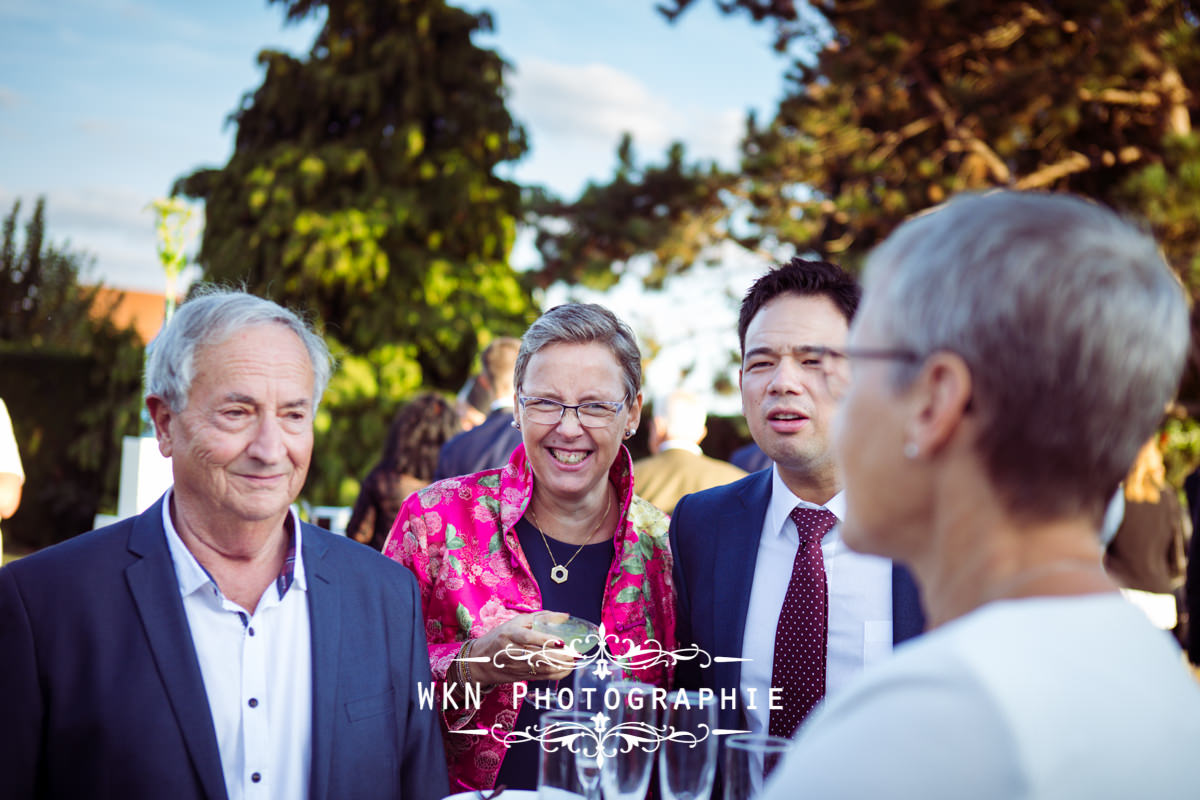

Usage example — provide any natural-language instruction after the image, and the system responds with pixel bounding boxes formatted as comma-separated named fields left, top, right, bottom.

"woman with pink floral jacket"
left=382, top=304, right=676, bottom=792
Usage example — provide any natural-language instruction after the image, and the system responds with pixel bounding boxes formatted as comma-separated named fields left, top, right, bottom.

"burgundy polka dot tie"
left=768, top=506, right=837, bottom=738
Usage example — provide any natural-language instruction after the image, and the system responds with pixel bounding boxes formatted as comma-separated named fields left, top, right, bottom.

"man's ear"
left=145, top=396, right=175, bottom=458
left=906, top=352, right=973, bottom=458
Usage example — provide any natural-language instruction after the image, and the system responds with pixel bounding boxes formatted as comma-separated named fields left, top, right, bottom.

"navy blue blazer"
left=670, top=468, right=925, bottom=733
left=434, top=407, right=523, bottom=481
left=0, top=497, right=449, bottom=800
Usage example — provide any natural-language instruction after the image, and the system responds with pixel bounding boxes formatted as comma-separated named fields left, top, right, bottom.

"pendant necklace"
left=528, top=489, right=613, bottom=584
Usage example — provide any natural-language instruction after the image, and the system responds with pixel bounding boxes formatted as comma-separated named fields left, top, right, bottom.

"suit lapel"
left=304, top=526, right=338, bottom=800
left=710, top=470, right=772, bottom=676
left=124, top=498, right=229, bottom=800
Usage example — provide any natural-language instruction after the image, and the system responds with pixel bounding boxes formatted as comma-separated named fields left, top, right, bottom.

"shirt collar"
left=161, top=487, right=307, bottom=600
left=659, top=440, right=703, bottom=455
left=765, top=464, right=845, bottom=541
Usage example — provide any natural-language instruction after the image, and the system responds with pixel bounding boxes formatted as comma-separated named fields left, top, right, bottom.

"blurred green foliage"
left=0, top=198, right=145, bottom=548
left=175, top=0, right=539, bottom=504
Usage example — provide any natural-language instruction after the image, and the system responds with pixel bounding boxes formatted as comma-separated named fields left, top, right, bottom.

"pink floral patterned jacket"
left=381, top=443, right=676, bottom=791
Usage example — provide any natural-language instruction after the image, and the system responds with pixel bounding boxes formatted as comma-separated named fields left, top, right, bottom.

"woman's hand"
left=468, top=611, right=578, bottom=686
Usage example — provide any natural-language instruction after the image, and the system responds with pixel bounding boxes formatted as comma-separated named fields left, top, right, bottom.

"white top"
left=741, top=467, right=894, bottom=739
left=765, top=594, right=1200, bottom=799
left=0, top=399, right=23, bottom=481
left=162, top=490, right=313, bottom=800
left=0, top=399, right=23, bottom=539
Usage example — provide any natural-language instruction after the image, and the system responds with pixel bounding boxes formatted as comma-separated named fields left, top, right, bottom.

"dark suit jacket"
left=729, top=442, right=771, bottom=473
left=0, top=498, right=449, bottom=800
left=633, top=448, right=747, bottom=515
left=434, top=408, right=522, bottom=481
left=670, top=469, right=925, bottom=734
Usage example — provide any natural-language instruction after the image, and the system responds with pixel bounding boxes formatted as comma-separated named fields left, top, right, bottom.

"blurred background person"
left=1104, top=434, right=1190, bottom=643
left=454, top=374, right=492, bottom=432
left=347, top=392, right=458, bottom=551
left=634, top=388, right=746, bottom=514
left=435, top=336, right=523, bottom=480
left=383, top=303, right=676, bottom=793
left=765, top=191, right=1200, bottom=798
left=0, top=398, right=24, bottom=559
left=729, top=439, right=771, bottom=473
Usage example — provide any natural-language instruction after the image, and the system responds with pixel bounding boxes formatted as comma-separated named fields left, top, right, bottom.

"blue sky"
left=0, top=0, right=789, bottom=292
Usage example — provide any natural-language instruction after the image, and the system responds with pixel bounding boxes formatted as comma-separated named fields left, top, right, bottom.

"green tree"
left=0, top=197, right=145, bottom=548
left=526, top=134, right=737, bottom=291
left=176, top=0, right=538, bottom=504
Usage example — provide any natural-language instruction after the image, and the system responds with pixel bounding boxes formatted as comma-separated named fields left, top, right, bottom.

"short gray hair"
left=514, top=304, right=642, bottom=403
left=145, top=286, right=334, bottom=412
left=863, top=191, right=1188, bottom=521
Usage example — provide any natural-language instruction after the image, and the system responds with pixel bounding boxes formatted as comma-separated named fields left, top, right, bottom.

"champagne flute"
left=539, top=709, right=601, bottom=800
left=658, top=690, right=717, bottom=800
left=599, top=681, right=657, bottom=800
left=722, top=733, right=793, bottom=800
left=571, top=659, right=625, bottom=798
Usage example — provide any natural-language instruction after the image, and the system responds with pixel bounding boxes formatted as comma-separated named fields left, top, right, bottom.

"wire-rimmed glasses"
left=519, top=395, right=626, bottom=428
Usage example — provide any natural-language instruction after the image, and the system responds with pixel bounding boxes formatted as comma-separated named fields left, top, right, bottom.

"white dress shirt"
left=162, top=490, right=313, bottom=800
left=740, top=467, right=894, bottom=741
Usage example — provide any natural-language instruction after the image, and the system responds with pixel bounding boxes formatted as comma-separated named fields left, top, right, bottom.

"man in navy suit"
left=434, top=336, right=523, bottom=480
left=671, top=259, right=924, bottom=754
left=0, top=289, right=448, bottom=800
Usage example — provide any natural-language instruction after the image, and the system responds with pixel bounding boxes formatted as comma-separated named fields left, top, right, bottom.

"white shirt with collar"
left=740, top=466, right=894, bottom=740
left=162, top=489, right=313, bottom=800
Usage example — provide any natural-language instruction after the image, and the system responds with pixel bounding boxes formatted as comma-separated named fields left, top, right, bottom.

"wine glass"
left=658, top=690, right=717, bottom=800
left=539, top=709, right=601, bottom=800
left=722, top=733, right=793, bottom=800
left=599, top=681, right=657, bottom=800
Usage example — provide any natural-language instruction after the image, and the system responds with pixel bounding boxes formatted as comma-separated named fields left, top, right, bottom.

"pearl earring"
left=903, top=442, right=919, bottom=459
left=511, top=420, right=520, bottom=430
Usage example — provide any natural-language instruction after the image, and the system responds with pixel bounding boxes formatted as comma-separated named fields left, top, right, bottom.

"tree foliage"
left=534, top=1, right=1199, bottom=402
left=176, top=0, right=541, bottom=504
left=527, top=135, right=737, bottom=290
left=0, top=198, right=145, bottom=547
left=176, top=0, right=535, bottom=389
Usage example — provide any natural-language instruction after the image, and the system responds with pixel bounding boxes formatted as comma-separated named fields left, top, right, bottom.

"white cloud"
left=511, top=57, right=676, bottom=150
left=0, top=86, right=18, bottom=108
left=504, top=57, right=748, bottom=196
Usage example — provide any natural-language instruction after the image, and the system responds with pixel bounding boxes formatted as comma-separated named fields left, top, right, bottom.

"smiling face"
left=740, top=292, right=849, bottom=501
left=150, top=323, right=315, bottom=533
left=517, top=341, right=642, bottom=506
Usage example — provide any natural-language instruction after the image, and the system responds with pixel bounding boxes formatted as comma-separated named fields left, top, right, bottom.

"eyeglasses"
left=518, top=395, right=626, bottom=428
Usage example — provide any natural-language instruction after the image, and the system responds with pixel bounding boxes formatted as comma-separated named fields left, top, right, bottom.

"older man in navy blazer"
left=0, top=289, right=448, bottom=800
left=672, top=260, right=924, bottom=768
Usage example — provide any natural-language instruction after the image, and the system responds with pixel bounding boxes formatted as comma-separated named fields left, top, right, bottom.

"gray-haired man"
left=0, top=288, right=448, bottom=799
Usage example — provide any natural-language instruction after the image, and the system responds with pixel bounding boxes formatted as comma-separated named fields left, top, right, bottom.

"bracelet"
left=458, top=639, right=474, bottom=686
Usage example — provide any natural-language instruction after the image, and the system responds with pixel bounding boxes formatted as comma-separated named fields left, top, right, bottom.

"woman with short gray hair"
left=383, top=303, right=676, bottom=792
left=765, top=191, right=1200, bottom=798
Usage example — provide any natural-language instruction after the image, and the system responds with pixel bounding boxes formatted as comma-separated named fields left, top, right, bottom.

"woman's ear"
left=905, top=351, right=973, bottom=458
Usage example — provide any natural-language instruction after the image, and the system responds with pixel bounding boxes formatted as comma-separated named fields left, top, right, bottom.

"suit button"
left=248, top=698, right=258, bottom=708
left=251, top=772, right=261, bottom=783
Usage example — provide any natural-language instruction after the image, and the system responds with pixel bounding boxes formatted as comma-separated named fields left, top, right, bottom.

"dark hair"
left=737, top=258, right=861, bottom=355
left=378, top=392, right=459, bottom=481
